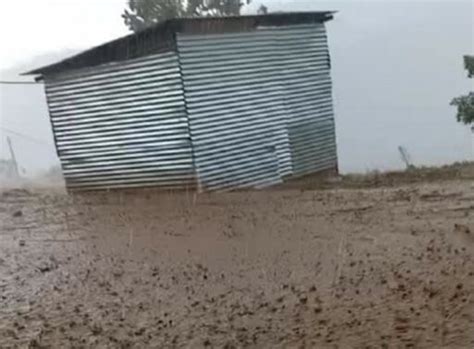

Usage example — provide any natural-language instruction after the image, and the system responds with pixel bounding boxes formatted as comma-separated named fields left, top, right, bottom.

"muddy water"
left=0, top=181, right=473, bottom=348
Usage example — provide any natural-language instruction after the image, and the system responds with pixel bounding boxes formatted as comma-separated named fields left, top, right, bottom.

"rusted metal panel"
left=44, top=51, right=194, bottom=190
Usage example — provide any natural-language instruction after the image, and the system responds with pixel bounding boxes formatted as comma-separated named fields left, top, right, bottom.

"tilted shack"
left=26, top=12, right=338, bottom=191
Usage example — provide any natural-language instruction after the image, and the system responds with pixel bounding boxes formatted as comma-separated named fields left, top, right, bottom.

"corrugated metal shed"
left=25, top=12, right=338, bottom=191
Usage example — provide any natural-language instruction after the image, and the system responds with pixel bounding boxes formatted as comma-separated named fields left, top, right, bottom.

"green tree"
left=257, top=4, right=268, bottom=14
left=451, top=55, right=474, bottom=125
left=123, top=0, right=252, bottom=32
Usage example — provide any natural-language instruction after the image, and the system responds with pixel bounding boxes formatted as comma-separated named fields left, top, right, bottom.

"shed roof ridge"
left=24, top=12, right=335, bottom=77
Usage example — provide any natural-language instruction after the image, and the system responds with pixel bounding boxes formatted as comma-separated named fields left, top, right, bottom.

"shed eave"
left=22, top=12, right=335, bottom=76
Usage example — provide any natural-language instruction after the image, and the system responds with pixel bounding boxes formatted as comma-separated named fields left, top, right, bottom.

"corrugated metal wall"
left=278, top=24, right=337, bottom=176
left=44, top=51, right=194, bottom=190
left=178, top=29, right=292, bottom=191
left=177, top=24, right=336, bottom=191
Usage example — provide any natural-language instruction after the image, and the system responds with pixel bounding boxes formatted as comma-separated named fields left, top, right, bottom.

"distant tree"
left=257, top=4, right=268, bottom=14
left=123, top=0, right=253, bottom=32
left=451, top=55, right=474, bottom=125
left=464, top=55, right=474, bottom=77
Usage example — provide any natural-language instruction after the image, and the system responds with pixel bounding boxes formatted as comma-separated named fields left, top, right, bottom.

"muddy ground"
left=1, top=166, right=473, bottom=348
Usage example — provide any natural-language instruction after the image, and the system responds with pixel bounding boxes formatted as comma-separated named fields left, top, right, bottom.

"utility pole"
left=6, top=136, right=20, bottom=178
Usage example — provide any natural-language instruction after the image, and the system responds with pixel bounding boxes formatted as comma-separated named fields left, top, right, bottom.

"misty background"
left=0, top=0, right=472, bottom=178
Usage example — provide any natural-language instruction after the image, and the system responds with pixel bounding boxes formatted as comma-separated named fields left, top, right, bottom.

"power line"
left=0, top=127, right=53, bottom=146
left=0, top=81, right=43, bottom=85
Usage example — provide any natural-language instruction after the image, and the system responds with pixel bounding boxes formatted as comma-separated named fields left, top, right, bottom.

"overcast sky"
left=0, top=0, right=128, bottom=70
left=1, top=0, right=472, bottom=70
left=0, top=0, right=395, bottom=70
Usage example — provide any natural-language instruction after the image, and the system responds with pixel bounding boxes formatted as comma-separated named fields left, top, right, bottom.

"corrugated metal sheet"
left=44, top=51, right=195, bottom=190
left=177, top=24, right=336, bottom=190
left=278, top=24, right=337, bottom=176
left=178, top=29, right=293, bottom=191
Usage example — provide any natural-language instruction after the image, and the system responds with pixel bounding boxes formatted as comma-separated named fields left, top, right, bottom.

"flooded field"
left=1, top=168, right=473, bottom=348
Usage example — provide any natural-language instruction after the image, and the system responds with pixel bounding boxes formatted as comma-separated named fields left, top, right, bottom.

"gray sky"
left=1, top=0, right=472, bottom=71
left=0, top=0, right=127, bottom=70
left=0, top=0, right=405, bottom=69
left=0, top=0, right=473, bottom=175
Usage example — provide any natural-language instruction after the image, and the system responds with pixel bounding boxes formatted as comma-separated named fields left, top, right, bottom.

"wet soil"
left=1, top=175, right=473, bottom=348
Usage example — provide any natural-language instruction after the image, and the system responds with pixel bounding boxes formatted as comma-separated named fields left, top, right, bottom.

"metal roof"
left=24, top=12, right=334, bottom=76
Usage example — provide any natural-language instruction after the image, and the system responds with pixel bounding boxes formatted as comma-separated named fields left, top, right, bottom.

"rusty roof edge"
left=22, top=12, right=335, bottom=77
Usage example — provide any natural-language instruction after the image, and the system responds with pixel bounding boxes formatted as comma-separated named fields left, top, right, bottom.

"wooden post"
left=6, top=136, right=20, bottom=178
